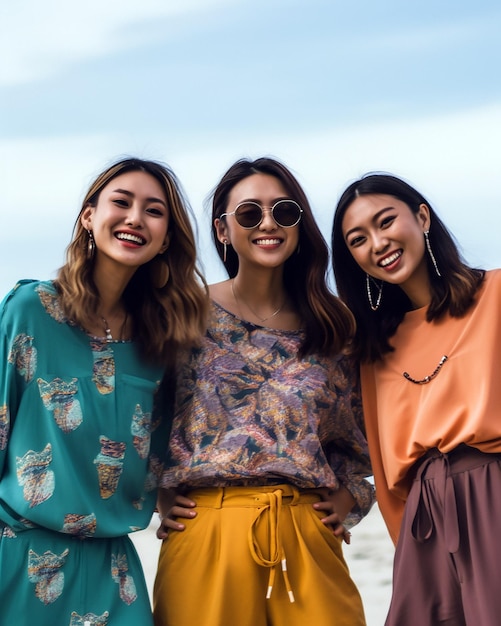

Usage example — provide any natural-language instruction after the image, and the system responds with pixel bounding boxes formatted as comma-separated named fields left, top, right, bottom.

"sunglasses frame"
left=220, top=199, right=303, bottom=229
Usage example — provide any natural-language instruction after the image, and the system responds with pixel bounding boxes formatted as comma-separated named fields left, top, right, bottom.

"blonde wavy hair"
left=56, top=157, right=209, bottom=366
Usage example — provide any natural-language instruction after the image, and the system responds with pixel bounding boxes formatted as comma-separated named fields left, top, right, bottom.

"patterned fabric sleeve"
left=323, top=355, right=375, bottom=528
left=0, top=283, right=33, bottom=476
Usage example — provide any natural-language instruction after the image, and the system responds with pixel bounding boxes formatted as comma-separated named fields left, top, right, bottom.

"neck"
left=231, top=271, right=288, bottom=323
left=399, top=263, right=432, bottom=309
left=92, top=260, right=135, bottom=316
left=91, top=261, right=134, bottom=340
left=232, top=270, right=286, bottom=305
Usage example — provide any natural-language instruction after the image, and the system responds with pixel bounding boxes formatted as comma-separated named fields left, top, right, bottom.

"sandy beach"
left=131, top=503, right=394, bottom=626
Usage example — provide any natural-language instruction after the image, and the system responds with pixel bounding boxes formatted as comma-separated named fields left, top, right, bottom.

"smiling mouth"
left=379, top=250, right=402, bottom=267
left=253, top=238, right=282, bottom=246
left=115, top=232, right=146, bottom=245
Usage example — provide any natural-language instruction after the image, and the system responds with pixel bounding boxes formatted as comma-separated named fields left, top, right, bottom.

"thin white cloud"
left=1, top=0, right=233, bottom=86
left=343, top=11, right=501, bottom=54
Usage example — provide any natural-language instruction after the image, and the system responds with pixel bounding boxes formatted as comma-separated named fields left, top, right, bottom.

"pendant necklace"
left=402, top=355, right=448, bottom=385
left=101, top=312, right=129, bottom=342
left=231, top=279, right=285, bottom=323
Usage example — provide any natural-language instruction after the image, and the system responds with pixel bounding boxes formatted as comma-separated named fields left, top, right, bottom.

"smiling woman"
left=331, top=173, right=501, bottom=626
left=80, top=170, right=172, bottom=323
left=152, top=157, right=374, bottom=626
left=341, top=193, right=431, bottom=309
left=0, top=157, right=208, bottom=626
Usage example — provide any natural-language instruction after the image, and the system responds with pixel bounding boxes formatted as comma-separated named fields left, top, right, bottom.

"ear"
left=159, top=232, right=171, bottom=254
left=80, top=204, right=94, bottom=230
left=417, top=203, right=431, bottom=231
left=214, top=217, right=229, bottom=244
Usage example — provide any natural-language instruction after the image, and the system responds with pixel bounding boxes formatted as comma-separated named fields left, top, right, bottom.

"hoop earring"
left=424, top=230, right=441, bottom=277
left=87, top=230, right=95, bottom=260
left=366, top=274, right=383, bottom=311
left=151, top=257, right=170, bottom=289
left=223, top=239, right=228, bottom=263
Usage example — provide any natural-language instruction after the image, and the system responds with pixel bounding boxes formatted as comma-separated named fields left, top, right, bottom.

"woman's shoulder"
left=208, top=280, right=235, bottom=313
left=1, top=280, right=60, bottom=325
left=478, top=269, right=501, bottom=298
left=485, top=268, right=501, bottom=283
left=1, top=279, right=52, bottom=309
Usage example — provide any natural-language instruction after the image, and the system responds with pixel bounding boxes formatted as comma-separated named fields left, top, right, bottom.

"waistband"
left=412, top=444, right=501, bottom=479
left=184, top=484, right=321, bottom=508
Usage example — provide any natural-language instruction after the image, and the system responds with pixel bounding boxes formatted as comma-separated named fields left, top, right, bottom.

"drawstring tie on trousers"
left=407, top=448, right=460, bottom=553
left=247, top=488, right=295, bottom=603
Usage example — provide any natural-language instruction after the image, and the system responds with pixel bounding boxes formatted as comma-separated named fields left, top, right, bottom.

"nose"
left=125, top=205, right=143, bottom=228
left=259, top=207, right=278, bottom=230
left=371, top=232, right=389, bottom=254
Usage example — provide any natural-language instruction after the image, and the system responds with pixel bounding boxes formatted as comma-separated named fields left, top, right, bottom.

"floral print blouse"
left=161, top=302, right=374, bottom=524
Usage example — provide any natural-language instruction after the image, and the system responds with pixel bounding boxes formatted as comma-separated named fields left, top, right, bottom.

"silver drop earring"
left=223, top=239, right=228, bottom=263
left=366, top=274, right=383, bottom=311
left=424, top=230, right=441, bottom=277
left=87, top=230, right=95, bottom=259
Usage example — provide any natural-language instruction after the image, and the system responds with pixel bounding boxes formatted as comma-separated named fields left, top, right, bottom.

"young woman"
left=332, top=173, right=501, bottom=626
left=153, top=157, right=374, bottom=626
left=0, top=158, right=208, bottom=626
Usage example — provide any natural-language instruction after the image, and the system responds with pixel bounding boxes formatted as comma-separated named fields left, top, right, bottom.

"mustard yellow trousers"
left=153, top=485, right=366, bottom=626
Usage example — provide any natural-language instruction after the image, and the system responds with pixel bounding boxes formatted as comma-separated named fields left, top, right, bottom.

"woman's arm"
left=320, top=356, right=375, bottom=530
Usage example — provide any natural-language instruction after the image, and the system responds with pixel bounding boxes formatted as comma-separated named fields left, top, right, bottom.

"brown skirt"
left=386, top=444, right=501, bottom=626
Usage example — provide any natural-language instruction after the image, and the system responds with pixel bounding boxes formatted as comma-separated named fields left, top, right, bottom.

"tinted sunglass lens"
left=235, top=203, right=262, bottom=228
left=274, top=201, right=301, bottom=227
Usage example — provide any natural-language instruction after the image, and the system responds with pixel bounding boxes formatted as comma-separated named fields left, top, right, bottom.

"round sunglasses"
left=220, top=200, right=303, bottom=229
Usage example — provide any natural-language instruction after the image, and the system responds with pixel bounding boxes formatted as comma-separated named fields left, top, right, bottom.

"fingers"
left=156, top=501, right=197, bottom=539
left=313, top=502, right=342, bottom=524
left=312, top=500, right=335, bottom=513
left=156, top=521, right=170, bottom=540
left=171, top=504, right=197, bottom=520
left=174, top=494, right=197, bottom=508
left=312, top=501, right=349, bottom=539
left=319, top=515, right=352, bottom=543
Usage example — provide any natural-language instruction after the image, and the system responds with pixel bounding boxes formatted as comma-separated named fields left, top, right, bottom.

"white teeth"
left=380, top=251, right=401, bottom=267
left=116, top=232, right=144, bottom=245
left=255, top=239, right=281, bottom=245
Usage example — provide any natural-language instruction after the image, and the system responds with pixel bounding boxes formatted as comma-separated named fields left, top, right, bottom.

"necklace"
left=403, top=355, right=448, bottom=384
left=366, top=274, right=383, bottom=311
left=231, top=279, right=285, bottom=323
left=101, top=312, right=129, bottom=342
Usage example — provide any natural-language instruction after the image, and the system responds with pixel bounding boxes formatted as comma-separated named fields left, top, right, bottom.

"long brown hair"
left=211, top=157, right=355, bottom=358
left=332, top=173, right=484, bottom=362
left=56, top=157, right=209, bottom=366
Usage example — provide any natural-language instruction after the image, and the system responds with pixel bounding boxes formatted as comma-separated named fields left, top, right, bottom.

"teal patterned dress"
left=0, top=281, right=168, bottom=626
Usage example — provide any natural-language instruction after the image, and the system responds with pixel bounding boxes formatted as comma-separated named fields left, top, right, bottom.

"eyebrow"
left=344, top=206, right=396, bottom=240
left=112, top=188, right=167, bottom=207
left=238, top=196, right=290, bottom=205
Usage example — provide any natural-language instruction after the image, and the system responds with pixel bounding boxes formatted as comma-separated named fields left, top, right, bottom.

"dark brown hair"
left=211, top=157, right=355, bottom=357
left=332, top=173, right=484, bottom=362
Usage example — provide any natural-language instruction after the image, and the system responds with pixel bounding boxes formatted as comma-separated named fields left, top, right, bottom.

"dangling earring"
left=223, top=239, right=228, bottom=263
left=424, top=230, right=441, bottom=277
left=87, top=230, right=95, bottom=260
left=151, top=257, right=170, bottom=289
left=366, top=274, right=383, bottom=311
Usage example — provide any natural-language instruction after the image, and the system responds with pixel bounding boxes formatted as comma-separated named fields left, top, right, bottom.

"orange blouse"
left=360, top=269, right=501, bottom=545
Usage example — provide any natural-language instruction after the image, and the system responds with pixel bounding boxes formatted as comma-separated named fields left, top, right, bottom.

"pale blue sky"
left=2, top=0, right=501, bottom=296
